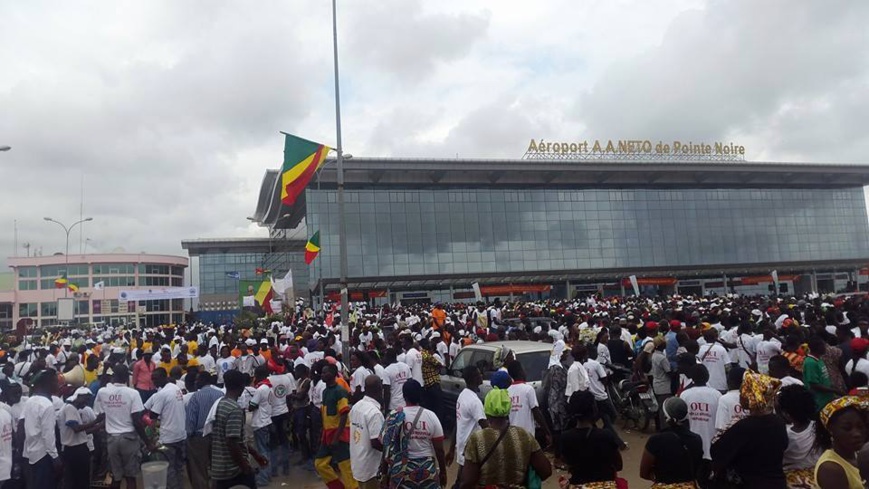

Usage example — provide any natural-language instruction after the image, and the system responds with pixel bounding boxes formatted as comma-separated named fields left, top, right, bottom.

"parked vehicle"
left=441, top=340, right=553, bottom=416
left=604, top=362, right=656, bottom=432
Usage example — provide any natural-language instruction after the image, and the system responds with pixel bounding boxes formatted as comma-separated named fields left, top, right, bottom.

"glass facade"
left=198, top=251, right=309, bottom=296
left=307, top=187, right=869, bottom=279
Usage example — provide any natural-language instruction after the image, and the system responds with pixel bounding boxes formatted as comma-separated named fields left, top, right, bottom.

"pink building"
left=5, top=253, right=188, bottom=328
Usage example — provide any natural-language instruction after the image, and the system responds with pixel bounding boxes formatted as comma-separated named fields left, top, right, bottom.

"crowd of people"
left=2, top=292, right=869, bottom=489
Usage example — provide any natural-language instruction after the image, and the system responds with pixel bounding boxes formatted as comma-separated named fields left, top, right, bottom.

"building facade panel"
left=307, top=187, right=869, bottom=281
left=6, top=253, right=188, bottom=328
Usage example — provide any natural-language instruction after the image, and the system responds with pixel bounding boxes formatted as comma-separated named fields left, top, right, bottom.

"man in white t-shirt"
left=565, top=345, right=590, bottom=399
left=448, top=366, right=488, bottom=488
left=715, top=367, right=748, bottom=432
left=93, top=365, right=150, bottom=489
left=145, top=367, right=187, bottom=489
left=697, top=330, right=730, bottom=392
left=349, top=352, right=374, bottom=404
left=679, top=364, right=722, bottom=460
left=768, top=355, right=805, bottom=387
left=268, top=369, right=296, bottom=478
left=215, top=346, right=236, bottom=387
left=0, top=396, right=12, bottom=487
left=59, top=387, right=101, bottom=489
left=506, top=361, right=552, bottom=447
left=580, top=345, right=626, bottom=449
left=349, top=376, right=385, bottom=489
left=755, top=331, right=783, bottom=375
left=249, top=366, right=274, bottom=488
left=402, top=337, right=424, bottom=385
left=383, top=349, right=412, bottom=411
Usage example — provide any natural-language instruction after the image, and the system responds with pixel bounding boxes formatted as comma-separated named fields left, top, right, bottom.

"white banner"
left=472, top=282, right=483, bottom=302
left=771, top=270, right=780, bottom=293
left=119, top=286, right=198, bottom=301
left=629, top=275, right=640, bottom=296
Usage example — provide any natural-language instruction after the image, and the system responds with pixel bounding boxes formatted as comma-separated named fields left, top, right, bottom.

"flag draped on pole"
left=305, top=231, right=321, bottom=265
left=93, top=281, right=105, bottom=290
left=68, top=283, right=79, bottom=293
left=255, top=268, right=270, bottom=275
left=55, top=275, right=68, bottom=288
left=280, top=133, right=331, bottom=206
left=255, top=281, right=275, bottom=314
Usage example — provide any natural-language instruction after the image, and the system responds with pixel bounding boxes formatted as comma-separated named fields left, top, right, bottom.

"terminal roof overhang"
left=181, top=237, right=305, bottom=256
left=252, top=157, right=869, bottom=229
left=312, top=258, right=869, bottom=292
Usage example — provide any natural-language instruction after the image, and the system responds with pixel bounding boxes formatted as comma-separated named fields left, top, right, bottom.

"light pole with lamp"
left=44, top=217, right=94, bottom=297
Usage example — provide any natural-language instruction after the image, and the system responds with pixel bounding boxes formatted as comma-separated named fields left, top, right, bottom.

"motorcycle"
left=603, top=362, right=657, bottom=432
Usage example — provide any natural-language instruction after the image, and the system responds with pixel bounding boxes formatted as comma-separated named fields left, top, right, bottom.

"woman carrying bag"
left=460, top=382, right=552, bottom=489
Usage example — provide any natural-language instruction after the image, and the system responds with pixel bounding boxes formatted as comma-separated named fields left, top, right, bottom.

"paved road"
left=256, top=425, right=652, bottom=488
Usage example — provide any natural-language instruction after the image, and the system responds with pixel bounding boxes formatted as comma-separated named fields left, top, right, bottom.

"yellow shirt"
left=157, top=360, right=178, bottom=372
left=187, top=341, right=198, bottom=353
left=815, top=449, right=863, bottom=489
left=186, top=357, right=200, bottom=369
left=83, top=368, right=98, bottom=386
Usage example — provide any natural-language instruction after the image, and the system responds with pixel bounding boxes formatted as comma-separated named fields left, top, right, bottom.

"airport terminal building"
left=251, top=155, right=869, bottom=303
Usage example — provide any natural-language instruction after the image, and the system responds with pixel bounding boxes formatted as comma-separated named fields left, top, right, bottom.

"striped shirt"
left=210, top=397, right=249, bottom=481
left=185, top=386, right=224, bottom=436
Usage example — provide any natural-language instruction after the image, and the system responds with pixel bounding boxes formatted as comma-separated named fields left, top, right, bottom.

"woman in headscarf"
left=710, top=371, right=789, bottom=488
left=459, top=388, right=551, bottom=489
left=543, top=338, right=569, bottom=465
left=380, top=379, right=447, bottom=488
left=814, top=396, right=869, bottom=489
left=639, top=397, right=703, bottom=488
left=558, top=391, right=622, bottom=489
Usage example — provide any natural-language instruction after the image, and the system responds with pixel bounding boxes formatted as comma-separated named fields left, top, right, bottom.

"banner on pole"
left=628, top=275, right=640, bottom=296
left=119, top=287, right=199, bottom=301
left=771, top=270, right=780, bottom=293
left=472, top=282, right=483, bottom=302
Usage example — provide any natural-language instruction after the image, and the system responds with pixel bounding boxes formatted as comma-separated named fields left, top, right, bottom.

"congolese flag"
left=305, top=231, right=320, bottom=265
left=68, top=283, right=79, bottom=293
left=255, top=281, right=275, bottom=314
left=280, top=133, right=330, bottom=206
left=55, top=275, right=68, bottom=288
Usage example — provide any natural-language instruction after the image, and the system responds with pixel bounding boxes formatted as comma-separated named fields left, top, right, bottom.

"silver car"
left=440, top=340, right=554, bottom=413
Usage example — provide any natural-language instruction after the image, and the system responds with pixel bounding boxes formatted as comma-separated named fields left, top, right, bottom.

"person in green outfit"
left=804, top=336, right=843, bottom=411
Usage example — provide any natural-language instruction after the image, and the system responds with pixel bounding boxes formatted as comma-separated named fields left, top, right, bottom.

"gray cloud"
left=1, top=0, right=866, bottom=269
left=577, top=0, right=869, bottom=155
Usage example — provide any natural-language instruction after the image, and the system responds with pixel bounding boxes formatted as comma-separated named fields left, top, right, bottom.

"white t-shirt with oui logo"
left=679, top=385, right=722, bottom=460
left=400, top=405, right=444, bottom=459
left=94, top=383, right=145, bottom=435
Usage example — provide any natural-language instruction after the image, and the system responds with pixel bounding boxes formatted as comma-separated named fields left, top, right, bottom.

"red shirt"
left=132, top=359, right=156, bottom=391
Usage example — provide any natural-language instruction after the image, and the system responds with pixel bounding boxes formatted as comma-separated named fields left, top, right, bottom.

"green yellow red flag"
left=305, top=231, right=321, bottom=265
left=255, top=281, right=274, bottom=314
left=55, top=275, right=68, bottom=288
left=281, top=133, right=330, bottom=206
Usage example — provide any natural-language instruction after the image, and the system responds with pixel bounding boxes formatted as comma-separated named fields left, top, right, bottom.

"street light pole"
left=44, top=217, right=94, bottom=298
left=331, top=0, right=350, bottom=355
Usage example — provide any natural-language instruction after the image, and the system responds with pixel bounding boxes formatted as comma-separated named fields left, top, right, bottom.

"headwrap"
left=490, top=370, right=512, bottom=389
left=739, top=370, right=780, bottom=413
left=820, top=396, right=869, bottom=429
left=662, top=397, right=689, bottom=424
left=484, top=388, right=512, bottom=417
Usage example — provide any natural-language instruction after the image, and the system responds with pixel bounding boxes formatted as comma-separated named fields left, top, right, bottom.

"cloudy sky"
left=1, top=0, right=867, bottom=266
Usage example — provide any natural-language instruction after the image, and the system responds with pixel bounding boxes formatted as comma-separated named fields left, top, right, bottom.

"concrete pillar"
left=566, top=280, right=571, bottom=300
left=620, top=282, right=626, bottom=296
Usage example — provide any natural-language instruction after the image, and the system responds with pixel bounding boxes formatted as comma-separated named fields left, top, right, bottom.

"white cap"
left=430, top=332, right=441, bottom=339
left=245, top=339, right=256, bottom=346
left=260, top=338, right=268, bottom=345
left=67, top=387, right=92, bottom=403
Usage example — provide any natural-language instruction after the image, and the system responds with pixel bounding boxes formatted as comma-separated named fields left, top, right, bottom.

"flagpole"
left=331, top=0, right=350, bottom=357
